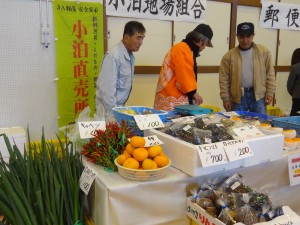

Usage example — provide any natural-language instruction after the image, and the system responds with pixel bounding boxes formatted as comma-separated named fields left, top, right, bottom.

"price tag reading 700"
left=194, top=142, right=228, bottom=167
left=134, top=114, right=165, bottom=130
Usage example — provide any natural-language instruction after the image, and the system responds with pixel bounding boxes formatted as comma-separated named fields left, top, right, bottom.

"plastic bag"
left=233, top=193, right=258, bottom=225
left=59, top=105, right=108, bottom=151
left=217, top=199, right=237, bottom=225
left=218, top=173, right=252, bottom=194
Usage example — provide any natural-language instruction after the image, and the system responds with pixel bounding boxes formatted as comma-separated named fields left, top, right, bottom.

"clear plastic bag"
left=218, top=173, right=252, bottom=194
left=234, top=193, right=258, bottom=225
left=217, top=199, right=237, bottom=225
left=59, top=104, right=108, bottom=151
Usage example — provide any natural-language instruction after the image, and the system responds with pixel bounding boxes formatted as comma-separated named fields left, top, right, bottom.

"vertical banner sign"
left=53, top=1, right=103, bottom=129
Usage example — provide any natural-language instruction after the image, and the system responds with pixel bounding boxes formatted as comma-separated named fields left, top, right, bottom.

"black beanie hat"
left=193, top=24, right=213, bottom=47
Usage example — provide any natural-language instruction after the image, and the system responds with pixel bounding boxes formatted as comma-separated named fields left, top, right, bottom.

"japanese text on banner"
left=53, top=1, right=104, bottom=129
left=259, top=2, right=300, bottom=30
left=106, top=0, right=207, bottom=23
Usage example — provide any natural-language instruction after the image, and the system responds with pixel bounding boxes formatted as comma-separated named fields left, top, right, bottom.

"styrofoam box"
left=186, top=196, right=300, bottom=225
left=0, top=127, right=26, bottom=161
left=145, top=129, right=284, bottom=176
left=242, top=129, right=284, bottom=167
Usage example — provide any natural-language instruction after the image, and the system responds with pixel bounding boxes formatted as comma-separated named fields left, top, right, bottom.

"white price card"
left=144, top=135, right=163, bottom=147
left=288, top=153, right=300, bottom=186
left=195, top=142, right=228, bottom=167
left=220, top=111, right=239, bottom=117
left=134, top=114, right=165, bottom=130
left=233, top=125, right=265, bottom=139
left=222, top=140, right=253, bottom=162
left=78, top=121, right=106, bottom=139
left=79, top=166, right=97, bottom=195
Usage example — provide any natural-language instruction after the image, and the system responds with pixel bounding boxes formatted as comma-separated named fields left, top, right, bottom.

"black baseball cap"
left=237, top=22, right=254, bottom=35
left=193, top=24, right=213, bottom=47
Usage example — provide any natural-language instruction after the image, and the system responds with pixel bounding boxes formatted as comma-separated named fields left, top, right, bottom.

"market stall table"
left=85, top=152, right=300, bottom=225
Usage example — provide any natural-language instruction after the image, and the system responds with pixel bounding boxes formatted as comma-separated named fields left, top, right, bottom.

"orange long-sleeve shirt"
left=154, top=42, right=197, bottom=111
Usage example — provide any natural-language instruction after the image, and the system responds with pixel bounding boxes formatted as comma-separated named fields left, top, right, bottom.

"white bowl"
left=114, top=158, right=171, bottom=181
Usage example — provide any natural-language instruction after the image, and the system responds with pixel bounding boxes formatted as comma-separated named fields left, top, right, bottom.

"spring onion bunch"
left=0, top=129, right=85, bottom=225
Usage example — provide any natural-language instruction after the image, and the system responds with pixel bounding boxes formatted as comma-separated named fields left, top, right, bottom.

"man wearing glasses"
left=219, top=22, right=276, bottom=114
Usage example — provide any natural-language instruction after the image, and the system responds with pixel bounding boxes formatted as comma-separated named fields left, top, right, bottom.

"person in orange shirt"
left=154, top=24, right=213, bottom=111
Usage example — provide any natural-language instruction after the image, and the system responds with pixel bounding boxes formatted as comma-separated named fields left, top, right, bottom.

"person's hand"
left=223, top=101, right=232, bottom=111
left=192, top=93, right=203, bottom=105
left=265, top=96, right=273, bottom=105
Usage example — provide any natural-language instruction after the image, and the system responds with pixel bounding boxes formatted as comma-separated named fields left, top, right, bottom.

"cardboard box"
left=186, top=196, right=300, bottom=225
left=0, top=127, right=26, bottom=162
left=145, top=129, right=284, bottom=176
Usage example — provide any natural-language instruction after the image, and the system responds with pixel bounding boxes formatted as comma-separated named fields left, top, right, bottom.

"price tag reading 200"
left=222, top=140, right=253, bottom=162
left=134, top=114, right=165, bottom=130
left=195, top=142, right=228, bottom=167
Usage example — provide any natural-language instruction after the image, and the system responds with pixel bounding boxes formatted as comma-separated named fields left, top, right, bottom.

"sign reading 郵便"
left=259, top=2, right=300, bottom=31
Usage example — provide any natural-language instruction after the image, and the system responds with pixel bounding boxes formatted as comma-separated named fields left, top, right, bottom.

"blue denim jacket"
left=96, top=41, right=135, bottom=114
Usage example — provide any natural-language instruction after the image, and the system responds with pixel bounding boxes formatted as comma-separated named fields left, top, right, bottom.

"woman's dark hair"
left=291, top=48, right=300, bottom=65
left=123, top=21, right=145, bottom=37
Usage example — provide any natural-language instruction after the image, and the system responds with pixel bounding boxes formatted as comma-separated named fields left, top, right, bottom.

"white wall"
left=0, top=0, right=58, bottom=141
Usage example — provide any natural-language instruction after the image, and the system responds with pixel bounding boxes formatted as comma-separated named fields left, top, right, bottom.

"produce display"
left=282, top=129, right=299, bottom=150
left=187, top=173, right=284, bottom=225
left=113, top=106, right=168, bottom=136
left=82, top=121, right=133, bottom=171
left=232, top=114, right=300, bottom=151
left=116, top=136, right=170, bottom=170
left=81, top=120, right=171, bottom=180
left=159, top=114, right=271, bottom=145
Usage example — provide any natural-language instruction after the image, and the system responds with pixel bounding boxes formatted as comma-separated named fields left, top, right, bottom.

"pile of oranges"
left=116, top=136, right=169, bottom=170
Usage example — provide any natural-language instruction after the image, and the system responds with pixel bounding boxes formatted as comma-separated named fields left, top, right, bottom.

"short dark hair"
left=291, top=48, right=300, bottom=65
left=123, top=21, right=145, bottom=38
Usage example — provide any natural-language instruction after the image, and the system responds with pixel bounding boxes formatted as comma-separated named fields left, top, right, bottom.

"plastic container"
left=200, top=104, right=220, bottom=113
left=272, top=116, right=300, bottom=137
left=114, top=158, right=171, bottom=181
left=267, top=105, right=281, bottom=116
left=164, top=110, right=184, bottom=122
left=112, top=106, right=168, bottom=136
left=220, top=111, right=277, bottom=121
left=27, top=139, right=67, bottom=151
left=174, top=105, right=213, bottom=115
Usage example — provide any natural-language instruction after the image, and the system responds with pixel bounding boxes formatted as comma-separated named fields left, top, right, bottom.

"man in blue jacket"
left=96, top=21, right=146, bottom=116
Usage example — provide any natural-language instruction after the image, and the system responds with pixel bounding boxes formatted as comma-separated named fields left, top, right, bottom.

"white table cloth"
left=85, top=153, right=300, bottom=225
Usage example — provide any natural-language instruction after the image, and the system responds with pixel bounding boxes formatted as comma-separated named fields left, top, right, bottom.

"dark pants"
left=290, top=98, right=300, bottom=116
